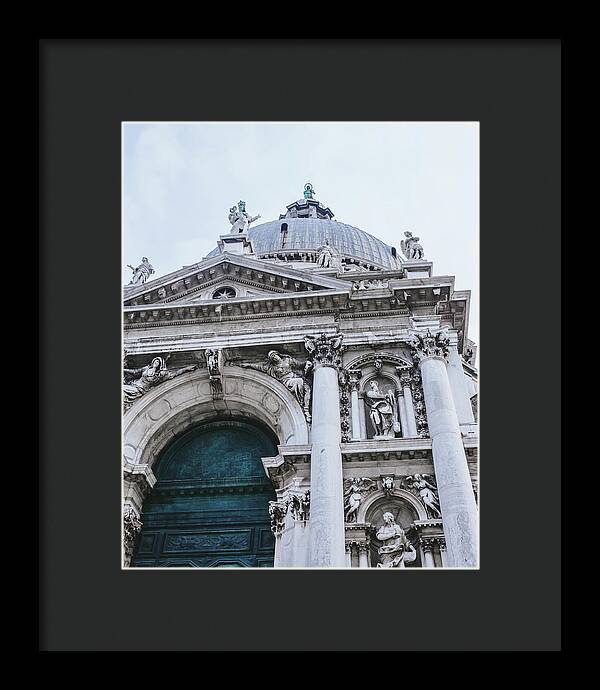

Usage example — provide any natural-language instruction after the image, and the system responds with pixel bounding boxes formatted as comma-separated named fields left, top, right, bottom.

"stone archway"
left=123, top=365, right=309, bottom=473
left=122, top=366, right=310, bottom=566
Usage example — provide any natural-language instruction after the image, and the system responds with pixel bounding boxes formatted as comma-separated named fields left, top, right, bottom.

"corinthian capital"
left=304, top=332, right=344, bottom=369
left=409, top=329, right=450, bottom=364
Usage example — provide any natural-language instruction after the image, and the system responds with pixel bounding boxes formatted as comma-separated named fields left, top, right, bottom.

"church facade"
left=122, top=185, right=479, bottom=568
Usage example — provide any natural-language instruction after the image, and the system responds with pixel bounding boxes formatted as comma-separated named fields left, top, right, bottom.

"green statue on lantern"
left=303, top=182, right=315, bottom=199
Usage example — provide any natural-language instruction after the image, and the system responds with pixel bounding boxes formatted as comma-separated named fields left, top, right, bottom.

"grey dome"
left=210, top=217, right=404, bottom=270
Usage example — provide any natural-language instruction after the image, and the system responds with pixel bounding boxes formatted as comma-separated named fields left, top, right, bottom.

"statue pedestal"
left=218, top=232, right=254, bottom=255
left=403, top=260, right=433, bottom=278
left=372, top=433, right=396, bottom=441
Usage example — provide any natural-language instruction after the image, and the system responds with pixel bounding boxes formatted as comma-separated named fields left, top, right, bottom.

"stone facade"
left=123, top=191, right=478, bottom=568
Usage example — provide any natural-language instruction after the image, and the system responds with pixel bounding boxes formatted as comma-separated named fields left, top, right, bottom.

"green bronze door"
left=132, top=420, right=277, bottom=567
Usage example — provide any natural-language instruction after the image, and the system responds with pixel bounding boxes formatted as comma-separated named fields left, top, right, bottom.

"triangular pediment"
left=123, top=252, right=351, bottom=307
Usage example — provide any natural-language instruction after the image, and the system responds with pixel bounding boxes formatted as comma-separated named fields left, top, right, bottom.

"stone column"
left=397, top=390, right=409, bottom=438
left=410, top=329, right=478, bottom=568
left=439, top=538, right=450, bottom=568
left=358, top=542, right=370, bottom=568
left=345, top=542, right=352, bottom=568
left=446, top=338, right=475, bottom=425
left=421, top=540, right=436, bottom=568
left=304, top=333, right=346, bottom=568
left=348, top=370, right=362, bottom=441
left=399, top=371, right=418, bottom=437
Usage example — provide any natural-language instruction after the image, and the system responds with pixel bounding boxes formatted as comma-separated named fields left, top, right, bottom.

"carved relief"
left=204, top=348, right=224, bottom=399
left=123, top=505, right=143, bottom=567
left=304, top=332, right=344, bottom=369
left=239, top=351, right=312, bottom=423
left=409, top=329, right=450, bottom=363
left=269, top=489, right=310, bottom=535
left=381, top=475, right=395, bottom=495
left=402, top=474, right=442, bottom=519
left=123, top=356, right=198, bottom=413
left=343, top=477, right=377, bottom=523
left=352, top=278, right=389, bottom=291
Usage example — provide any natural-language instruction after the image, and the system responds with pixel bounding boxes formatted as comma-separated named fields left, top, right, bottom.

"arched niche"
left=123, top=365, right=309, bottom=473
left=362, top=491, right=426, bottom=568
left=360, top=371, right=401, bottom=440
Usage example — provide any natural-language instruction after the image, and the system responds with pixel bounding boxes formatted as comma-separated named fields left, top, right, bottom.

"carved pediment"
left=124, top=253, right=351, bottom=307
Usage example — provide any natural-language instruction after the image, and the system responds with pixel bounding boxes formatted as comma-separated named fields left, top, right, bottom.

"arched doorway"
left=132, top=419, right=278, bottom=567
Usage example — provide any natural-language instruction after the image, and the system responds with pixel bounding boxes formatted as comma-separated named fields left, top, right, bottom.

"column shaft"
left=403, top=385, right=418, bottom=437
left=419, top=356, right=478, bottom=567
left=350, top=388, right=361, bottom=440
left=397, top=393, right=409, bottom=437
left=308, top=365, right=346, bottom=567
left=358, top=546, right=369, bottom=568
left=447, top=345, right=475, bottom=424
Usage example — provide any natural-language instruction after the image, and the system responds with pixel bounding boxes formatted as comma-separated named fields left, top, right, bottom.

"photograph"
left=122, top=121, right=480, bottom=569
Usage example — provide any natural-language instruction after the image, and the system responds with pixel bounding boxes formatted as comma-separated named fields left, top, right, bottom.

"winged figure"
left=343, top=477, right=377, bottom=523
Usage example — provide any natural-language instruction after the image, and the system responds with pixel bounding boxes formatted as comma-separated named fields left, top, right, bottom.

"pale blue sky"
left=123, top=122, right=479, bottom=342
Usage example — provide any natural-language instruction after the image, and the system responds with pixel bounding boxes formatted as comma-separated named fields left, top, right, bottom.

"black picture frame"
left=39, top=38, right=561, bottom=651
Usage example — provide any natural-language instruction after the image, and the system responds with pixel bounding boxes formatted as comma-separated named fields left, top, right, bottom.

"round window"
left=212, top=286, right=236, bottom=299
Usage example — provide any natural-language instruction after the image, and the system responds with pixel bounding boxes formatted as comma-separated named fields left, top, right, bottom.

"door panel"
left=132, top=420, right=277, bottom=568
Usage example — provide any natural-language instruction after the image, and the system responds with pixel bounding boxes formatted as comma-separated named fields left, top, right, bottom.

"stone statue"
left=240, top=350, right=313, bottom=423
left=204, top=348, right=224, bottom=399
left=364, top=381, right=400, bottom=438
left=316, top=239, right=336, bottom=268
left=123, top=356, right=198, bottom=412
left=303, top=182, right=315, bottom=199
left=375, top=512, right=417, bottom=568
left=127, top=257, right=155, bottom=285
left=343, top=477, right=377, bottom=523
left=228, top=200, right=261, bottom=234
left=404, top=474, right=442, bottom=519
left=400, top=231, right=425, bottom=261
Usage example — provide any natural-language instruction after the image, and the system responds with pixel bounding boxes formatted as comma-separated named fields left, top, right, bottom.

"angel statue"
left=400, top=231, right=425, bottom=261
left=228, top=200, right=261, bottom=234
left=343, top=477, right=377, bottom=523
left=404, top=474, right=442, bottom=519
left=239, top=350, right=312, bottom=423
left=123, top=356, right=198, bottom=412
left=127, top=257, right=154, bottom=285
left=364, top=380, right=400, bottom=439
left=375, top=512, right=417, bottom=568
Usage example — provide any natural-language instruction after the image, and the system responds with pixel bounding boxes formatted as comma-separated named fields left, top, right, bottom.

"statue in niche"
left=404, top=474, right=442, bottom=519
left=127, top=257, right=155, bottom=285
left=364, top=380, right=400, bottom=439
left=240, top=351, right=313, bottom=423
left=375, top=512, right=417, bottom=568
left=343, top=477, right=377, bottom=523
left=228, top=200, right=261, bottom=234
left=316, top=239, right=337, bottom=268
left=400, top=231, right=425, bottom=261
left=123, top=356, right=198, bottom=412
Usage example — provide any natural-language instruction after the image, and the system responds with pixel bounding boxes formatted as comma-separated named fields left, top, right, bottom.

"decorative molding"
left=204, top=348, right=224, bottom=399
left=304, top=332, right=344, bottom=369
left=409, top=328, right=450, bottom=363
left=123, top=505, right=143, bottom=567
